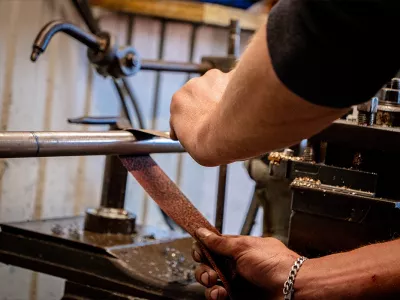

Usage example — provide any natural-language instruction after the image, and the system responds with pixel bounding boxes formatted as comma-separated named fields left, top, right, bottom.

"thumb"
left=196, top=228, right=236, bottom=257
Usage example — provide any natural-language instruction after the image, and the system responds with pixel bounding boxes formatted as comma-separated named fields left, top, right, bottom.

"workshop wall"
left=0, top=0, right=262, bottom=299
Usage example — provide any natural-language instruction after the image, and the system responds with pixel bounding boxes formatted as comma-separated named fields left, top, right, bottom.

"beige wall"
left=0, top=0, right=262, bottom=298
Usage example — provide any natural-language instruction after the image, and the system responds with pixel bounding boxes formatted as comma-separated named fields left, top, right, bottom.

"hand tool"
left=119, top=129, right=237, bottom=299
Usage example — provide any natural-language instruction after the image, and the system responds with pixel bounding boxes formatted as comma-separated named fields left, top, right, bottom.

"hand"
left=169, top=69, right=233, bottom=166
left=192, top=228, right=301, bottom=300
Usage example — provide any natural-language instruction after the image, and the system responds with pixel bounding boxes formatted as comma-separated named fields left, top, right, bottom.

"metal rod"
left=112, top=78, right=135, bottom=126
left=141, top=59, right=211, bottom=74
left=0, top=131, right=184, bottom=158
left=240, top=189, right=260, bottom=235
left=228, top=19, right=241, bottom=58
left=215, top=164, right=228, bottom=232
left=151, top=20, right=167, bottom=130
left=215, top=20, right=241, bottom=233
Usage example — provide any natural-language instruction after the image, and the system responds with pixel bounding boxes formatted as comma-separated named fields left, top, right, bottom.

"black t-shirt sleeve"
left=267, top=0, right=400, bottom=108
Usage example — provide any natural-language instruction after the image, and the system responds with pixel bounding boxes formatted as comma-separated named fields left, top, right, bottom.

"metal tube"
left=215, top=164, right=228, bottom=233
left=215, top=20, right=241, bottom=233
left=31, top=21, right=105, bottom=62
left=0, top=131, right=184, bottom=158
left=141, top=59, right=212, bottom=74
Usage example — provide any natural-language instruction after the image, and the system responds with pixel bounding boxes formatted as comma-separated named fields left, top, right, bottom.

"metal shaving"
left=154, top=247, right=196, bottom=283
left=268, top=152, right=304, bottom=164
left=291, top=177, right=321, bottom=188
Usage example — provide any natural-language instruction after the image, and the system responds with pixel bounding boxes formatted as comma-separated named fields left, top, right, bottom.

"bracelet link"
left=283, top=256, right=308, bottom=300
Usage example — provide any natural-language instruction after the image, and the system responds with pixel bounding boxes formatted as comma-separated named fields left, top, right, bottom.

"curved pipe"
left=31, top=20, right=106, bottom=62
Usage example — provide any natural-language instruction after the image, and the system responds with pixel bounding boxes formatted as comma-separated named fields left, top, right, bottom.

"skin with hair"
left=169, top=7, right=400, bottom=300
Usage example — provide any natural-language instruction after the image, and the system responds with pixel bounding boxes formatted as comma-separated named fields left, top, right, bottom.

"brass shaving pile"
left=268, top=151, right=304, bottom=164
left=291, top=177, right=321, bottom=188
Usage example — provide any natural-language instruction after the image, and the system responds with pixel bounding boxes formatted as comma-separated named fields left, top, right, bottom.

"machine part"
left=0, top=217, right=205, bottom=299
left=119, top=155, right=236, bottom=298
left=269, top=159, right=378, bottom=194
left=302, top=145, right=314, bottom=162
left=289, top=182, right=400, bottom=257
left=214, top=19, right=241, bottom=234
left=70, top=0, right=145, bottom=129
left=228, top=19, right=240, bottom=58
left=243, top=158, right=292, bottom=242
left=141, top=60, right=211, bottom=74
left=70, top=0, right=101, bottom=34
left=100, top=154, right=128, bottom=208
left=310, top=119, right=400, bottom=151
left=215, top=164, right=228, bottom=233
left=31, top=20, right=141, bottom=78
left=352, top=152, right=363, bottom=169
left=240, top=188, right=260, bottom=236
left=0, top=131, right=184, bottom=158
left=357, top=97, right=378, bottom=126
left=121, top=78, right=145, bottom=129
left=88, top=33, right=141, bottom=78
left=63, top=281, right=141, bottom=300
left=84, top=207, right=136, bottom=234
left=283, top=148, right=294, bottom=157
left=30, top=20, right=106, bottom=61
left=376, top=78, right=400, bottom=127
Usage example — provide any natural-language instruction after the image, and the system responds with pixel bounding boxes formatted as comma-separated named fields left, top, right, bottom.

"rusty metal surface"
left=0, top=217, right=205, bottom=299
left=6, top=216, right=178, bottom=248
left=120, top=155, right=236, bottom=298
left=110, top=238, right=197, bottom=285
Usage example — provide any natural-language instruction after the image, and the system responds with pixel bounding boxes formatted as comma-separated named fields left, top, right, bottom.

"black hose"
left=122, top=78, right=145, bottom=129
left=112, top=78, right=135, bottom=126
left=70, top=0, right=101, bottom=34
left=70, top=0, right=145, bottom=129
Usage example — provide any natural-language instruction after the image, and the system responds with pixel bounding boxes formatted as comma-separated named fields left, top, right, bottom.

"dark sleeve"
left=267, top=0, right=400, bottom=108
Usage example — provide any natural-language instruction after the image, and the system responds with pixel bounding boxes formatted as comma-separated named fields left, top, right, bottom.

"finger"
left=196, top=228, right=238, bottom=257
left=205, top=286, right=228, bottom=300
left=194, top=264, right=218, bottom=287
left=192, top=241, right=204, bottom=263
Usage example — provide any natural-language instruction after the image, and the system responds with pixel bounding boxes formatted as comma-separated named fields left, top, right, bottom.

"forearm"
left=199, top=21, right=347, bottom=165
left=296, top=239, right=400, bottom=299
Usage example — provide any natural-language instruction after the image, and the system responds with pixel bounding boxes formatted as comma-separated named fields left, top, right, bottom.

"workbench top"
left=89, top=0, right=266, bottom=31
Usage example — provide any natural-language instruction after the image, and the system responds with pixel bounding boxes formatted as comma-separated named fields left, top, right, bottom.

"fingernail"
left=193, top=250, right=201, bottom=262
left=200, top=272, right=209, bottom=286
left=197, top=228, right=212, bottom=239
left=210, top=289, right=219, bottom=300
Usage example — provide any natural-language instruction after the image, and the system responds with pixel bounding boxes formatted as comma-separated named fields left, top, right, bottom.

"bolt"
left=125, top=53, right=136, bottom=68
left=302, top=146, right=314, bottom=162
left=358, top=112, right=367, bottom=125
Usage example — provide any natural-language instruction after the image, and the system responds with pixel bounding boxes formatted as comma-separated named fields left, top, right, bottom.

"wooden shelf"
left=89, top=0, right=266, bottom=31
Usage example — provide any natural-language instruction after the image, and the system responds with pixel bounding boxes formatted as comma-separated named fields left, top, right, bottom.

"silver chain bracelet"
left=283, top=256, right=308, bottom=300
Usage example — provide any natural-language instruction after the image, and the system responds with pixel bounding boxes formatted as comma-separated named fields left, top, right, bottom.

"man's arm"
left=192, top=229, right=400, bottom=300
left=170, top=1, right=400, bottom=167
left=297, top=239, right=400, bottom=299
left=198, top=23, right=347, bottom=165
left=170, top=21, right=347, bottom=166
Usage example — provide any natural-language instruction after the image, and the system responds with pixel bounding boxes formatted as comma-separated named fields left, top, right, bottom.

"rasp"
left=119, top=130, right=236, bottom=298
